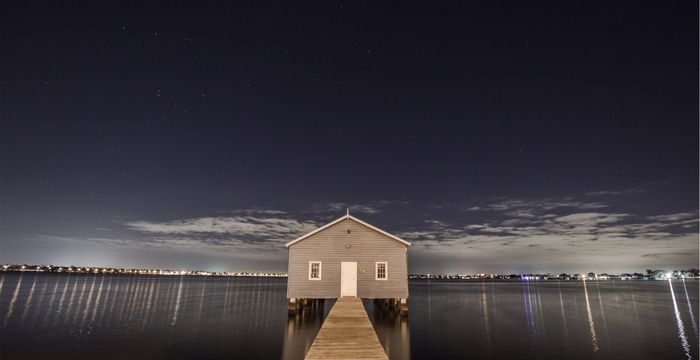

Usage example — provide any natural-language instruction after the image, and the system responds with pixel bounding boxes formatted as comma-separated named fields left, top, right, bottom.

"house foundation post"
left=399, top=298, right=408, bottom=315
left=288, top=298, right=298, bottom=314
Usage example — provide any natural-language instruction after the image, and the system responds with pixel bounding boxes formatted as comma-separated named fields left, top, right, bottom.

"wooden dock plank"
left=305, top=298, right=388, bottom=360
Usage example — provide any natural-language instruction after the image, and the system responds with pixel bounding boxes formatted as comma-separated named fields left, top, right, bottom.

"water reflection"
left=557, top=281, right=570, bottom=347
left=522, top=279, right=540, bottom=340
left=481, top=283, right=491, bottom=351
left=282, top=299, right=330, bottom=360
left=682, top=278, right=698, bottom=337
left=171, top=277, right=183, bottom=326
left=80, top=275, right=96, bottom=329
left=32, top=278, right=48, bottom=328
left=53, top=275, right=70, bottom=327
left=65, top=276, right=81, bottom=325
left=42, top=277, right=61, bottom=327
left=88, top=275, right=105, bottom=334
left=3, top=274, right=22, bottom=326
left=366, top=300, right=411, bottom=360
left=19, top=275, right=37, bottom=326
left=626, top=280, right=641, bottom=333
left=0, top=275, right=698, bottom=360
left=594, top=280, right=610, bottom=347
left=1, top=275, right=292, bottom=359
left=582, top=279, right=600, bottom=352
left=668, top=279, right=691, bottom=360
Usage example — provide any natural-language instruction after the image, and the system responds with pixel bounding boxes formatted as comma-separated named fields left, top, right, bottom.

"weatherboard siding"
left=287, top=218, right=408, bottom=299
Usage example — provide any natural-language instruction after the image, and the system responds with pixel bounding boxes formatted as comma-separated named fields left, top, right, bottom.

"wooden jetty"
left=305, top=298, right=388, bottom=360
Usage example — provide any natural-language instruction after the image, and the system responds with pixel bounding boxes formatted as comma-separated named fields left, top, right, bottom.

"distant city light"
left=0, top=263, right=288, bottom=278
left=1, top=263, right=697, bottom=280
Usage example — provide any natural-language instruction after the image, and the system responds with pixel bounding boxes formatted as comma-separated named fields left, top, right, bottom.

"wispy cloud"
left=584, top=188, right=647, bottom=196
left=399, top=192, right=698, bottom=272
left=125, top=216, right=316, bottom=238
left=22, top=191, right=697, bottom=272
left=554, top=212, right=630, bottom=226
left=28, top=203, right=406, bottom=261
left=463, top=197, right=608, bottom=213
left=119, top=212, right=321, bottom=255
left=648, top=212, right=698, bottom=223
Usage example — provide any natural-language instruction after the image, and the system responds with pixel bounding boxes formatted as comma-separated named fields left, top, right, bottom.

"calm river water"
left=0, top=274, right=697, bottom=359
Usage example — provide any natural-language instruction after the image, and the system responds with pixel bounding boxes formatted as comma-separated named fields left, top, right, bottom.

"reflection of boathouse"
left=285, top=213, right=410, bottom=310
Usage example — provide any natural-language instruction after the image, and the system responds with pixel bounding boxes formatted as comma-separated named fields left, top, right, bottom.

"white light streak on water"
left=89, top=276, right=105, bottom=329
left=42, top=278, right=61, bottom=326
left=627, top=280, right=640, bottom=333
left=106, top=281, right=120, bottom=326
left=95, top=277, right=111, bottom=325
left=33, top=280, right=49, bottom=327
left=3, top=274, right=23, bottom=326
left=682, top=279, right=698, bottom=337
left=71, top=277, right=88, bottom=325
left=53, top=275, right=71, bottom=327
left=117, top=278, right=132, bottom=324
left=594, top=280, right=610, bottom=347
left=557, top=281, right=569, bottom=347
left=481, top=283, right=491, bottom=351
left=19, top=276, right=37, bottom=326
left=522, top=280, right=536, bottom=339
left=195, top=280, right=207, bottom=331
left=143, top=278, right=160, bottom=330
left=582, top=279, right=599, bottom=352
left=81, top=276, right=97, bottom=329
left=669, top=279, right=691, bottom=360
left=142, top=278, right=156, bottom=330
left=171, top=277, right=183, bottom=326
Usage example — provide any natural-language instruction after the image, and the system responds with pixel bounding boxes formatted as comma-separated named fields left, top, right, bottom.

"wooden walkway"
left=305, top=298, right=388, bottom=360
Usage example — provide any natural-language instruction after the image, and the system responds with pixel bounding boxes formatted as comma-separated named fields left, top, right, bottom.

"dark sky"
left=1, top=1, right=698, bottom=274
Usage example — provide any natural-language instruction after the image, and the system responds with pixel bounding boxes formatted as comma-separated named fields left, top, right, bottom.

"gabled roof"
left=284, top=214, right=411, bottom=248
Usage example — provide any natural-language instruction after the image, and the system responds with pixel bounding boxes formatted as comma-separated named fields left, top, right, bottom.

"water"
left=0, top=274, right=697, bottom=359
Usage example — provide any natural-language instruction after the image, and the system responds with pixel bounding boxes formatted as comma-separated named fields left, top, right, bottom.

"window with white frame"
left=375, top=262, right=388, bottom=280
left=309, top=261, right=322, bottom=280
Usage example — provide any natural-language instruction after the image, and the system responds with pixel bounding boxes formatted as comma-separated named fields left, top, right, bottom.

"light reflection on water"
left=669, top=279, right=691, bottom=360
left=557, top=281, right=569, bottom=348
left=0, top=274, right=697, bottom=360
left=582, top=278, right=600, bottom=352
left=682, top=278, right=698, bottom=337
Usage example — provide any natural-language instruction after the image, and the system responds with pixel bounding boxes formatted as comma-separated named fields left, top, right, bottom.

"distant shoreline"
left=2, top=270, right=697, bottom=281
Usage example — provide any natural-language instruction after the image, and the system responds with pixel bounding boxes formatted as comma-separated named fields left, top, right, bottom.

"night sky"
left=1, top=1, right=697, bottom=274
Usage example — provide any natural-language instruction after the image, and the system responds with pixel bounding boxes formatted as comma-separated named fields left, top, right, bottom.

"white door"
left=340, top=262, right=357, bottom=297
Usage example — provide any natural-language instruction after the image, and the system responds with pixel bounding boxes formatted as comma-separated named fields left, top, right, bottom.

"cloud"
left=231, top=208, right=288, bottom=215
left=37, top=235, right=137, bottom=247
left=648, top=212, right=698, bottom=223
left=585, top=188, right=646, bottom=196
left=554, top=212, right=629, bottom=226
left=125, top=216, right=316, bottom=238
left=401, top=194, right=698, bottom=272
left=20, top=193, right=697, bottom=273
left=462, top=197, right=609, bottom=214
left=121, top=213, right=321, bottom=255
